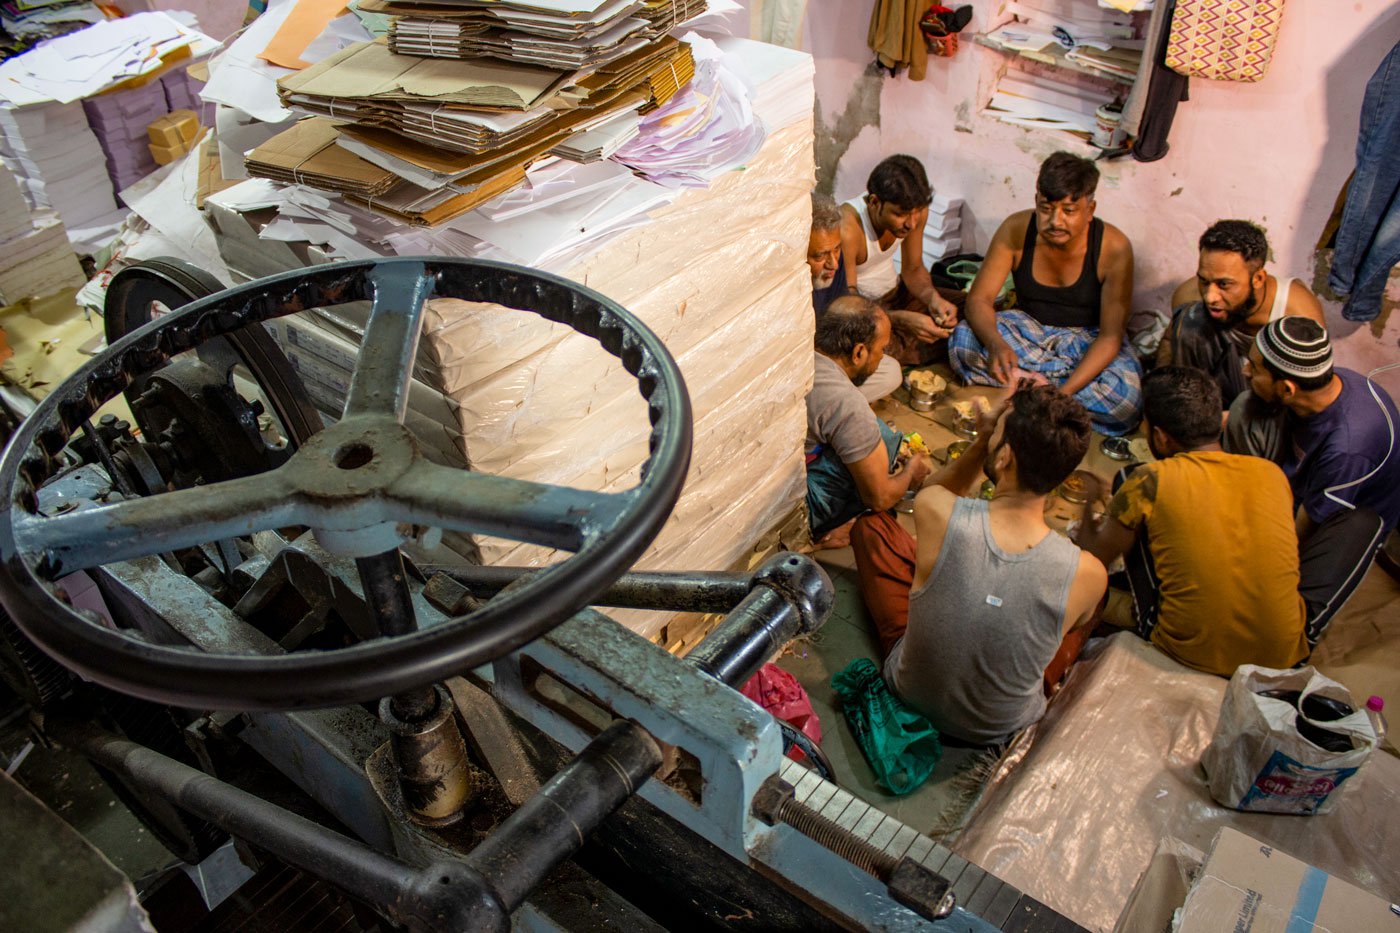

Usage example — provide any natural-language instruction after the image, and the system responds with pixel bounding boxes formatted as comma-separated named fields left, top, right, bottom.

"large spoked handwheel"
left=0, top=259, right=692, bottom=711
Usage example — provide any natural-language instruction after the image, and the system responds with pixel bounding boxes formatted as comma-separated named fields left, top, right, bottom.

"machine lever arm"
left=55, top=717, right=660, bottom=931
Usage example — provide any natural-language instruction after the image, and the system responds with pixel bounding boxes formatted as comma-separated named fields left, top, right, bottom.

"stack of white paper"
left=922, top=192, right=965, bottom=264
left=987, top=71, right=1113, bottom=134
left=0, top=164, right=86, bottom=304
left=610, top=35, right=762, bottom=187
left=714, top=35, right=814, bottom=132
left=0, top=100, right=118, bottom=232
left=82, top=80, right=168, bottom=193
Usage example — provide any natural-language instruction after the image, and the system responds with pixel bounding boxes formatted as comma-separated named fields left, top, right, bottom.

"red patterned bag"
left=1164, top=0, right=1285, bottom=83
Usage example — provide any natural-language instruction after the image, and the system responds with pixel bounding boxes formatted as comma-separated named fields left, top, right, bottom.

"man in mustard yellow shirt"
left=1076, top=366, right=1308, bottom=676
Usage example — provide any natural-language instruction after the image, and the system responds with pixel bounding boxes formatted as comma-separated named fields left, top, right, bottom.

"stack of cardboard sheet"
left=368, top=0, right=705, bottom=70
left=277, top=37, right=691, bottom=153
left=0, top=164, right=85, bottom=304
left=246, top=119, right=401, bottom=199
left=262, top=36, right=692, bottom=225
left=247, top=117, right=540, bottom=225
left=0, top=100, right=119, bottom=232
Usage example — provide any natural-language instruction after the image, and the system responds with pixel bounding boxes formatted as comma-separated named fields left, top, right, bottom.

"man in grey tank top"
left=850, top=384, right=1108, bottom=745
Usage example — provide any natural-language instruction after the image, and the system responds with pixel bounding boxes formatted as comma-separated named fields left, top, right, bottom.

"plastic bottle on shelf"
left=1365, top=695, right=1388, bottom=746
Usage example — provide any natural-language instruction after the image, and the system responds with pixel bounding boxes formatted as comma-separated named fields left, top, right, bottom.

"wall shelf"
left=972, top=33, right=1138, bottom=87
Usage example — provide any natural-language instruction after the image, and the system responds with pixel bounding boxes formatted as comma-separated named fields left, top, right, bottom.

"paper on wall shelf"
left=986, top=70, right=1113, bottom=134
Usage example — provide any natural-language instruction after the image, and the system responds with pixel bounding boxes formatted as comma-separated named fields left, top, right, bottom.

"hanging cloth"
left=868, top=0, right=928, bottom=81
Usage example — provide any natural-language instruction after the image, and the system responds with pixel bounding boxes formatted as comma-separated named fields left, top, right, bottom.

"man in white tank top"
left=840, top=155, right=961, bottom=399
left=1159, top=219, right=1325, bottom=406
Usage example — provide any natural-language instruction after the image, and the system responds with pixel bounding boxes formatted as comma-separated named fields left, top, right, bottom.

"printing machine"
left=0, top=258, right=1084, bottom=931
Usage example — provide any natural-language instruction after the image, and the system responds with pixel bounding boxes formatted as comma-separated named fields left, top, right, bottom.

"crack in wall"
left=813, top=62, right=886, bottom=195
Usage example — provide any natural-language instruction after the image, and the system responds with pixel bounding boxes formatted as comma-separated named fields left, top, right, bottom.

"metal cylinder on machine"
left=685, top=553, right=833, bottom=689
left=466, top=719, right=662, bottom=912
left=379, top=683, right=478, bottom=828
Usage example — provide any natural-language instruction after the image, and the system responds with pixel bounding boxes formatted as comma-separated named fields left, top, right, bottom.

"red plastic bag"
left=740, top=663, right=823, bottom=761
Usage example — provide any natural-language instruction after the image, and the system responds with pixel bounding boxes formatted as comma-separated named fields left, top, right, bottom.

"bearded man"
left=1158, top=219, right=1324, bottom=406
left=805, top=296, right=932, bottom=544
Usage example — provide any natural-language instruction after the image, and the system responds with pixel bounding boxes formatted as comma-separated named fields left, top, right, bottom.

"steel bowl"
left=1100, top=436, right=1134, bottom=461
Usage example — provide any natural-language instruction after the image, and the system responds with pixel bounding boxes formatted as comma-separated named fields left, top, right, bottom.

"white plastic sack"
left=1202, top=665, right=1377, bottom=815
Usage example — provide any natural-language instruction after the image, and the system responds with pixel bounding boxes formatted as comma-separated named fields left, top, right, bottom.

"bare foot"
left=813, top=518, right=856, bottom=550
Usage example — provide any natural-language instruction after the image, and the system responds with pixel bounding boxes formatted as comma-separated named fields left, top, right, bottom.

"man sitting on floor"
left=1223, top=317, right=1400, bottom=645
left=1158, top=219, right=1324, bottom=405
left=841, top=155, right=960, bottom=375
left=950, top=152, right=1142, bottom=436
left=810, top=192, right=848, bottom=317
left=1076, top=367, right=1309, bottom=677
left=806, top=295, right=933, bottom=545
left=851, top=383, right=1106, bottom=745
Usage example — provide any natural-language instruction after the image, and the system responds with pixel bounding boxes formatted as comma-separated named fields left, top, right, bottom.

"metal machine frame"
left=0, top=258, right=1080, bottom=931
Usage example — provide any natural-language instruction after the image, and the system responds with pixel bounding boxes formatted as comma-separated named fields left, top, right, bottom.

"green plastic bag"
left=943, top=259, right=1014, bottom=303
left=830, top=659, right=942, bottom=796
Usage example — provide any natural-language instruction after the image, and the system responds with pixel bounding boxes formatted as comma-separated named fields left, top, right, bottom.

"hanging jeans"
left=1329, top=39, right=1400, bottom=323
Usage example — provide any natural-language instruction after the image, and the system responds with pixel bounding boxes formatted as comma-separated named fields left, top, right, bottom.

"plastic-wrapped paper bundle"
left=429, top=118, right=817, bottom=641
left=950, top=633, right=1400, bottom=932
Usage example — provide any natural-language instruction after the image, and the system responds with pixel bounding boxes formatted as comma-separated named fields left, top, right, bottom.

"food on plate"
left=907, top=371, right=946, bottom=395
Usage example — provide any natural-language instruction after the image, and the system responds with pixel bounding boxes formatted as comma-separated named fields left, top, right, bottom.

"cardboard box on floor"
left=1175, top=827, right=1400, bottom=933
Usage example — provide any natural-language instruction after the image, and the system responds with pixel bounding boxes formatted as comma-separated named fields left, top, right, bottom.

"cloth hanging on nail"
left=868, top=0, right=928, bottom=81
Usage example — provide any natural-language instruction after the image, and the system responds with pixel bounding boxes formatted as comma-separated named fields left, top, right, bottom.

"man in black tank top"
left=949, top=153, right=1143, bottom=436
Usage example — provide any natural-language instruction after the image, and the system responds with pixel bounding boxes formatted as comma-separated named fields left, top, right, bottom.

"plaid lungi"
left=949, top=311, right=1143, bottom=436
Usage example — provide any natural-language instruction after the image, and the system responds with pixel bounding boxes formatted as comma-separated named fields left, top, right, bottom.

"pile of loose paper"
left=0, top=11, right=220, bottom=250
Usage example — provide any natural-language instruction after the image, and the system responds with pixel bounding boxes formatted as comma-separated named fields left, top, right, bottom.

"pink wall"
left=751, top=0, right=1400, bottom=391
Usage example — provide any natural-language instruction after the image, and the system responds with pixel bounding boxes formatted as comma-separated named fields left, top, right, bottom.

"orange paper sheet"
left=258, top=0, right=350, bottom=70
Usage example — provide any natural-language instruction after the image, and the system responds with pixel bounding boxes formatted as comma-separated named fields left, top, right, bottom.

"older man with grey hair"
left=811, top=191, right=900, bottom=401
